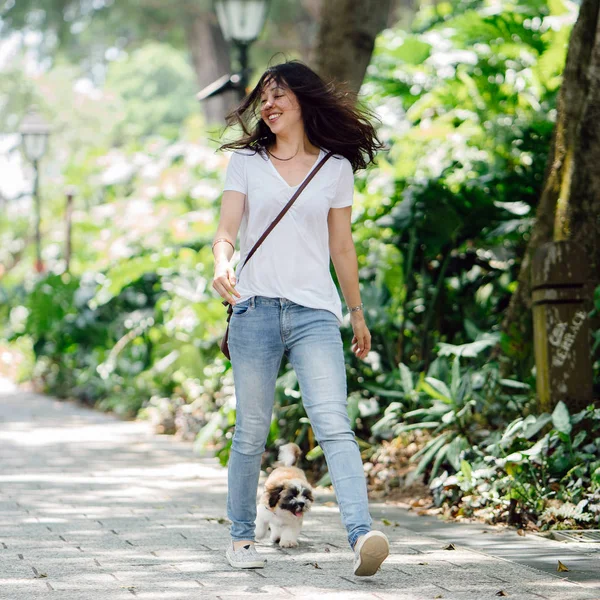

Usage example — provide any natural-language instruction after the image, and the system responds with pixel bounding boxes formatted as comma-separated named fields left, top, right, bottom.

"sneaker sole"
left=353, top=532, right=389, bottom=576
left=226, top=553, right=266, bottom=569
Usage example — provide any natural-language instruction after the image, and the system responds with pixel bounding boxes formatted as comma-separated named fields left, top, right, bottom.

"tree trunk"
left=497, top=0, right=600, bottom=379
left=184, top=13, right=240, bottom=127
left=313, top=0, right=393, bottom=94
left=565, top=13, right=600, bottom=275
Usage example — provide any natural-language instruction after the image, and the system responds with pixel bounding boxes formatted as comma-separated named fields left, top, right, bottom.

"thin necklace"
left=267, top=146, right=299, bottom=161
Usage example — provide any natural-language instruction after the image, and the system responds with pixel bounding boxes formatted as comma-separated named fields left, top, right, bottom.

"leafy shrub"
left=431, top=402, right=600, bottom=528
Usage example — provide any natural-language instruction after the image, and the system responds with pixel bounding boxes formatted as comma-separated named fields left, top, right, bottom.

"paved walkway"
left=0, top=377, right=598, bottom=600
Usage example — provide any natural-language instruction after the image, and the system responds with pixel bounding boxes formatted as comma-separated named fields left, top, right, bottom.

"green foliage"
left=342, top=0, right=572, bottom=390
left=104, top=43, right=198, bottom=142
left=2, top=234, right=232, bottom=418
left=372, top=348, right=531, bottom=485
left=431, top=402, right=600, bottom=527
left=0, top=0, right=321, bottom=89
left=0, top=1, right=200, bottom=66
left=403, top=356, right=479, bottom=483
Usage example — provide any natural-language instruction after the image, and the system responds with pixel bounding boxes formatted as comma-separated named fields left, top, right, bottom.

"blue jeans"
left=226, top=295, right=372, bottom=550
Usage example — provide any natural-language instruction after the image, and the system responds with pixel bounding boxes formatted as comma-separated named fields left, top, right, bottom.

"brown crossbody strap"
left=221, top=150, right=334, bottom=306
left=242, top=150, right=334, bottom=268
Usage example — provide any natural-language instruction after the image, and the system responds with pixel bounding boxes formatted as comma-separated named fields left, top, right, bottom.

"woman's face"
left=259, top=77, right=302, bottom=134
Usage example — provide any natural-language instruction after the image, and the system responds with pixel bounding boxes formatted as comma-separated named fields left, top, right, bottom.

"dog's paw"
left=279, top=539, right=298, bottom=548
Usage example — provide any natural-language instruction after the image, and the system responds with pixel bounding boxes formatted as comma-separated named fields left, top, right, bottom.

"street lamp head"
left=19, top=106, right=52, bottom=162
left=196, top=73, right=243, bottom=101
left=214, top=0, right=270, bottom=44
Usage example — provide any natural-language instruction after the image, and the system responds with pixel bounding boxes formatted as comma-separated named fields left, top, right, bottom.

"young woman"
left=212, top=59, right=390, bottom=577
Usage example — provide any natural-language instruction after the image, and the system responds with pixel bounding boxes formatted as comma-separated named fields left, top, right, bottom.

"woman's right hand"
left=212, top=260, right=241, bottom=305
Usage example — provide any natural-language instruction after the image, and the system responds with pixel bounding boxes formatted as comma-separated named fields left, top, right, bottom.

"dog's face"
left=268, top=480, right=314, bottom=517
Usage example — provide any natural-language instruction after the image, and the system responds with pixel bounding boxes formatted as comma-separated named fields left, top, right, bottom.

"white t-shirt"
left=222, top=146, right=354, bottom=325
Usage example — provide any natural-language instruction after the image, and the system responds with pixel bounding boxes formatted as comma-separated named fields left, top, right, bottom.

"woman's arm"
left=212, top=190, right=245, bottom=304
left=328, top=206, right=371, bottom=359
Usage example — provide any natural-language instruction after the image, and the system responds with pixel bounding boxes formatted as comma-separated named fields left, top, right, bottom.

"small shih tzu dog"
left=255, top=442, right=314, bottom=548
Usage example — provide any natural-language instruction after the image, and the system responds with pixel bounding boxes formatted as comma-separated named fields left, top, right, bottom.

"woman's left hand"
left=350, top=312, right=371, bottom=360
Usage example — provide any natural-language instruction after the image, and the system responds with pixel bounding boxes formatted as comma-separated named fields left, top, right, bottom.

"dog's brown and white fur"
left=255, top=443, right=314, bottom=548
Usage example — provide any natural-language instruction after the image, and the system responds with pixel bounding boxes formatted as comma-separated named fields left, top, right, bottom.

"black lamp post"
left=19, top=107, right=51, bottom=274
left=197, top=0, right=270, bottom=102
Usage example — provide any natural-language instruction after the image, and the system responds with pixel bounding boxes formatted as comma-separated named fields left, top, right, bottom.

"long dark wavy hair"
left=216, top=59, right=384, bottom=171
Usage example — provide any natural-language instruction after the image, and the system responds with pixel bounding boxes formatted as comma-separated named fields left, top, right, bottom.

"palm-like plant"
left=402, top=356, right=481, bottom=483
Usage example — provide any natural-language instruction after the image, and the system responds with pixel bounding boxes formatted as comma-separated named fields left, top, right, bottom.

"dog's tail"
left=277, top=442, right=302, bottom=467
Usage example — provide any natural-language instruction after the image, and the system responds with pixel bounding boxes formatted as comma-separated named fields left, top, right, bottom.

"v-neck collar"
left=266, top=148, right=324, bottom=189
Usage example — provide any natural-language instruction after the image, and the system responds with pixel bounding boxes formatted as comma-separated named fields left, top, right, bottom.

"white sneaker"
left=353, top=531, right=389, bottom=576
left=226, top=541, right=266, bottom=569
